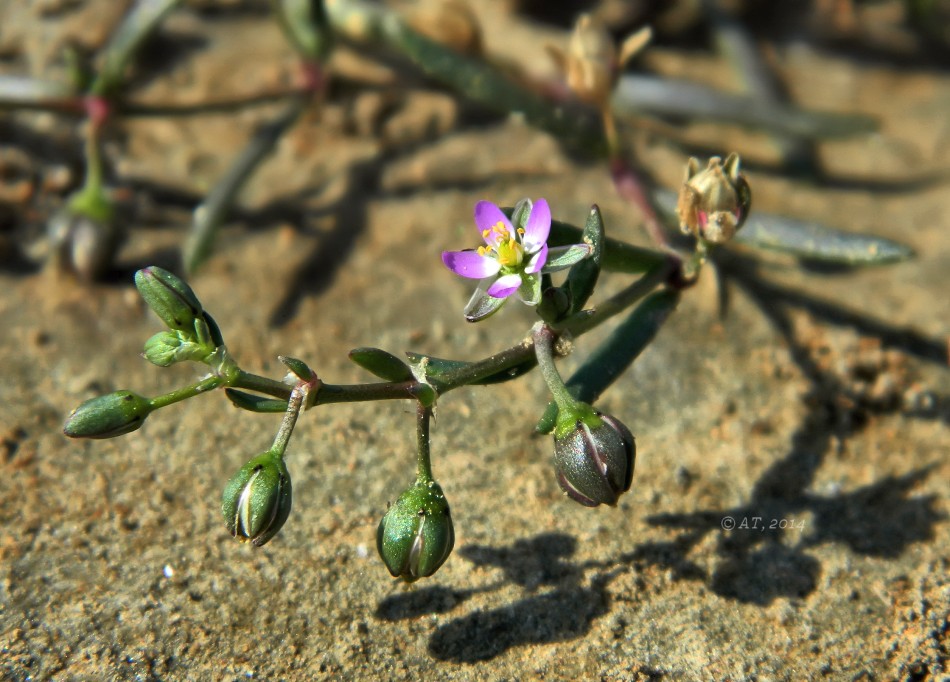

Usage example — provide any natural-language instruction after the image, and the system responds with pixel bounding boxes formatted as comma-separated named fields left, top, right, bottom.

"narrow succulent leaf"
left=404, top=352, right=536, bottom=386
left=613, top=75, right=877, bottom=139
left=542, top=244, right=592, bottom=272
left=566, top=204, right=605, bottom=313
left=184, top=98, right=306, bottom=273
left=90, top=0, right=185, bottom=96
left=653, top=189, right=914, bottom=265
left=536, top=289, right=680, bottom=433
left=370, top=10, right=606, bottom=155
left=225, top=389, right=290, bottom=413
left=0, top=76, right=76, bottom=111
left=734, top=212, right=914, bottom=264
left=279, top=355, right=315, bottom=381
left=547, top=217, right=667, bottom=274
left=272, top=0, right=334, bottom=61
left=349, top=347, right=414, bottom=382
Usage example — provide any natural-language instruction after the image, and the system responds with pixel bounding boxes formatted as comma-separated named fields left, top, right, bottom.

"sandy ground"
left=1, top=2, right=949, bottom=680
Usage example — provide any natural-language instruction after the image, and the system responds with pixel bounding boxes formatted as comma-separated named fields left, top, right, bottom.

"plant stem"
left=271, top=382, right=308, bottom=457
left=150, top=375, right=224, bottom=409
left=561, top=260, right=675, bottom=336
left=531, top=323, right=578, bottom=415
left=415, top=403, right=434, bottom=483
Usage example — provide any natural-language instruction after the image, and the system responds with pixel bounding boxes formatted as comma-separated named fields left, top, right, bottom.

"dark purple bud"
left=553, top=411, right=635, bottom=507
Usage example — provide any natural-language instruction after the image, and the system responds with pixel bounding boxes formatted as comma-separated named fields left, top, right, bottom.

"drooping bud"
left=377, top=479, right=455, bottom=582
left=221, top=450, right=293, bottom=547
left=134, top=266, right=205, bottom=336
left=553, top=407, right=635, bottom=507
left=47, top=189, right=123, bottom=282
left=63, top=390, right=153, bottom=439
left=676, top=153, right=752, bottom=245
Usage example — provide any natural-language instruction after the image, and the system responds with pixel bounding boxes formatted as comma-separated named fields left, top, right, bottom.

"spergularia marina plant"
left=57, top=2, right=915, bottom=587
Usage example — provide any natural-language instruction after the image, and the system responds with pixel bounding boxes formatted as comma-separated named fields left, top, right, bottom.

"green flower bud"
left=143, top=330, right=210, bottom=367
left=134, top=266, right=204, bottom=336
left=63, top=390, right=153, bottom=439
left=221, top=450, right=292, bottom=547
left=48, top=194, right=123, bottom=283
left=377, top=479, right=455, bottom=582
left=553, top=408, right=635, bottom=507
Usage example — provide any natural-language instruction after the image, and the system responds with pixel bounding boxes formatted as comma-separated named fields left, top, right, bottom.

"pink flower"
left=442, top=199, right=590, bottom=321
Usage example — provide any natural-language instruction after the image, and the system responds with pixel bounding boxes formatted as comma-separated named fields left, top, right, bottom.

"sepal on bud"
left=377, top=479, right=455, bottom=582
left=63, top=390, right=153, bottom=439
left=143, top=330, right=211, bottom=367
left=553, top=406, right=635, bottom=507
left=221, top=450, right=293, bottom=547
left=134, top=267, right=205, bottom=337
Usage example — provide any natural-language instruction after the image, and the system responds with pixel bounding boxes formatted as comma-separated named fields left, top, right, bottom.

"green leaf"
left=349, top=347, right=414, bottom=382
left=613, top=75, right=877, bottom=140
left=536, top=289, right=680, bottom=433
left=279, top=355, right=316, bottom=382
left=225, top=389, right=289, bottom=413
left=404, top=352, right=536, bottom=386
left=565, top=204, right=605, bottom=313
left=733, top=212, right=914, bottom=265
left=377, top=14, right=605, bottom=155
left=653, top=189, right=914, bottom=266
left=0, top=76, right=75, bottom=111
left=184, top=99, right=306, bottom=273
left=547, top=218, right=667, bottom=274
left=90, top=0, right=185, bottom=97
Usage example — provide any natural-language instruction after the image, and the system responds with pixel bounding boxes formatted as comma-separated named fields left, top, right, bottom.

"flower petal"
left=525, top=242, right=548, bottom=274
left=486, top=273, right=522, bottom=298
left=540, top=243, right=592, bottom=273
left=522, top=198, right=551, bottom=252
left=474, top=201, right=513, bottom=245
left=442, top=250, right=500, bottom=279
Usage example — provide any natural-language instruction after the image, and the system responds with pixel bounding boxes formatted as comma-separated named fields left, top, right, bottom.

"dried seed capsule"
left=676, top=153, right=752, bottom=244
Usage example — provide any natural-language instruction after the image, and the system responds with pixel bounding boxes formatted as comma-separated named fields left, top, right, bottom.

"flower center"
left=478, top=221, right=525, bottom=268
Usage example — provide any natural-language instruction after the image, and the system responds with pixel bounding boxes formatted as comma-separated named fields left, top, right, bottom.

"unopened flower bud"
left=377, top=479, right=455, bottom=582
left=143, top=330, right=209, bottom=367
left=134, top=266, right=204, bottom=336
left=676, top=153, right=752, bottom=245
left=48, top=191, right=123, bottom=282
left=63, top=390, right=153, bottom=439
left=221, top=450, right=293, bottom=547
left=553, top=407, right=635, bottom=507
